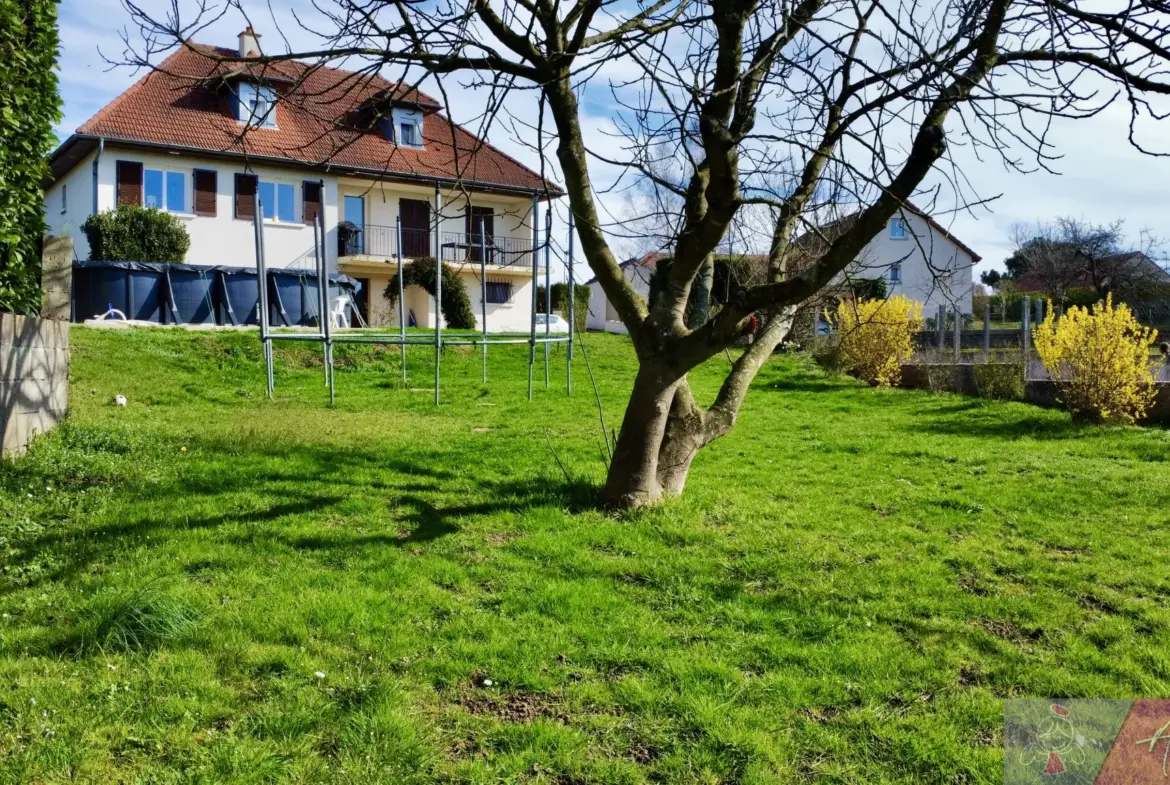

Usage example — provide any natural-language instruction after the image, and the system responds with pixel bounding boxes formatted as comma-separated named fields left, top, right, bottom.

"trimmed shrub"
left=972, top=362, right=1024, bottom=401
left=828, top=296, right=923, bottom=387
left=1033, top=294, right=1158, bottom=423
left=82, top=205, right=191, bottom=262
left=536, top=282, right=590, bottom=331
left=384, top=257, right=476, bottom=329
left=0, top=0, right=61, bottom=313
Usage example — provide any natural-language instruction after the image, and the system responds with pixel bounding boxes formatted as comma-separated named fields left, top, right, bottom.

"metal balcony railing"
left=339, top=225, right=537, bottom=269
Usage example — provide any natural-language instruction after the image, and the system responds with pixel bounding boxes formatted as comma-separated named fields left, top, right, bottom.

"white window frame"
left=143, top=167, right=193, bottom=216
left=890, top=217, right=908, bottom=240
left=391, top=107, right=424, bottom=149
left=258, top=179, right=299, bottom=224
left=237, top=82, right=278, bottom=129
left=889, top=263, right=902, bottom=284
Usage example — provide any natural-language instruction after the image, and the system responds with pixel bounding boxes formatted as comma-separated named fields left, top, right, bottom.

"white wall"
left=44, top=150, right=98, bottom=260
left=853, top=211, right=976, bottom=315
left=364, top=272, right=535, bottom=332
left=44, top=145, right=340, bottom=270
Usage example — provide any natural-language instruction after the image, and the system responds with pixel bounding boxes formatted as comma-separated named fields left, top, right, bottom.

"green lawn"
left=2, top=327, right=1169, bottom=784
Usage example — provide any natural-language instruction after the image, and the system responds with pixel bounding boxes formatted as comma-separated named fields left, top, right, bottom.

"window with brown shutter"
left=193, top=170, right=217, bottom=217
left=302, top=181, right=322, bottom=225
left=116, top=161, right=143, bottom=206
left=234, top=173, right=258, bottom=219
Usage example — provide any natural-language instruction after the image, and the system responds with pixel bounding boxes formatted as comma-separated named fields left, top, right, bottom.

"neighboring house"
left=45, top=28, right=560, bottom=331
left=587, top=206, right=980, bottom=333
left=585, top=253, right=658, bottom=334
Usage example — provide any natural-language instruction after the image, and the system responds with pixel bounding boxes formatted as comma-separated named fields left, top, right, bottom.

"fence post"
left=936, top=304, right=945, bottom=350
left=1034, top=298, right=1043, bottom=327
left=1021, top=294, right=1031, bottom=359
left=982, top=301, right=991, bottom=357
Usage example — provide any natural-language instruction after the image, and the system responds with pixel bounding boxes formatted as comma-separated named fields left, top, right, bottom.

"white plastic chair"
left=330, top=297, right=349, bottom=328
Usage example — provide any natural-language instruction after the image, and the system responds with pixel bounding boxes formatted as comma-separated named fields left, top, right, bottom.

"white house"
left=586, top=207, right=979, bottom=333
left=45, top=28, right=560, bottom=331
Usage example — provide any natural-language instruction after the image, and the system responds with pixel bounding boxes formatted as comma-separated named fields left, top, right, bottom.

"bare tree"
left=119, top=0, right=1170, bottom=507
left=1012, top=218, right=1166, bottom=304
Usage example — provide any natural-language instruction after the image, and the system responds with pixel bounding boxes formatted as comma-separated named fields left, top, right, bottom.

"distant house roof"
left=48, top=42, right=560, bottom=197
left=1014, top=252, right=1170, bottom=293
left=583, top=250, right=768, bottom=284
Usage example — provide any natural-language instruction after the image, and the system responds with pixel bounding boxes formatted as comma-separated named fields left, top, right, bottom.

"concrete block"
left=42, top=236, right=73, bottom=322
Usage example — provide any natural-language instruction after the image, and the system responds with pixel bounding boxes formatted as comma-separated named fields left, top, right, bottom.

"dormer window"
left=400, top=121, right=421, bottom=146
left=237, top=82, right=277, bottom=128
left=384, top=107, right=424, bottom=148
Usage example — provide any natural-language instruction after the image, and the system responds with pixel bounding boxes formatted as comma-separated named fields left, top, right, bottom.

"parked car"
left=535, top=313, right=570, bottom=333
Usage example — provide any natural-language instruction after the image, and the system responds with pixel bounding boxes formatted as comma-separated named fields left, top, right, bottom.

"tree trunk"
left=602, top=366, right=682, bottom=507
left=687, top=257, right=714, bottom=330
left=655, top=386, right=707, bottom=497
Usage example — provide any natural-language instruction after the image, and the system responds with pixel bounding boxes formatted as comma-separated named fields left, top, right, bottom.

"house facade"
left=587, top=207, right=979, bottom=333
left=45, top=29, right=559, bottom=331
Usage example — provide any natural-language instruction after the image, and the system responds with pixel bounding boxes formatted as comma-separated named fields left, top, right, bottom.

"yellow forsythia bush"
left=1032, top=294, right=1159, bottom=424
left=829, top=296, right=924, bottom=387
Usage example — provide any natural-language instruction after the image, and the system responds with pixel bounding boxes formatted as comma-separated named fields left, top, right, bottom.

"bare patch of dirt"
left=460, top=691, right=569, bottom=725
left=800, top=706, right=841, bottom=724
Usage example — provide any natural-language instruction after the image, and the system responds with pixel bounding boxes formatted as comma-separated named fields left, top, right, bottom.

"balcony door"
left=343, top=195, right=365, bottom=254
left=465, top=206, right=495, bottom=263
left=400, top=198, right=431, bottom=258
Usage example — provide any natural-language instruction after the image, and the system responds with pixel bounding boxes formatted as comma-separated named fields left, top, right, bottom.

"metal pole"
left=936, top=304, right=945, bottom=350
left=567, top=211, right=574, bottom=396
left=253, top=189, right=274, bottom=397
left=480, top=216, right=488, bottom=383
left=313, top=214, right=328, bottom=387
left=396, top=216, right=406, bottom=385
left=983, top=301, right=991, bottom=357
left=544, top=209, right=551, bottom=389
left=318, top=209, right=334, bottom=405
left=433, top=183, right=441, bottom=406
left=952, top=306, right=961, bottom=361
left=529, top=194, right=539, bottom=401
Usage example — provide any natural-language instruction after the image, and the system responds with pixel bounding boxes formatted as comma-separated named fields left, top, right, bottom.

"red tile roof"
left=53, top=43, right=559, bottom=195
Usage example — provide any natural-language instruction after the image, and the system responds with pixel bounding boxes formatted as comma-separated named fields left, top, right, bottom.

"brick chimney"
left=238, top=26, right=262, bottom=58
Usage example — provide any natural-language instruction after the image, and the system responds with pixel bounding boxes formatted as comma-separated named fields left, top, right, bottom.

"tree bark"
left=602, top=364, right=683, bottom=507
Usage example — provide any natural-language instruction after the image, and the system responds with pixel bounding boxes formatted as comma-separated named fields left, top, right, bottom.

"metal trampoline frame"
left=251, top=182, right=574, bottom=404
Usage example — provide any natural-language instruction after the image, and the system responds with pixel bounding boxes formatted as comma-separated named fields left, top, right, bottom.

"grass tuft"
left=74, top=584, right=201, bottom=654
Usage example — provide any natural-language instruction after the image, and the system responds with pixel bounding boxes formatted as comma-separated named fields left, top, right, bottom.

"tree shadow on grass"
left=909, top=410, right=1087, bottom=441
left=3, top=434, right=602, bottom=594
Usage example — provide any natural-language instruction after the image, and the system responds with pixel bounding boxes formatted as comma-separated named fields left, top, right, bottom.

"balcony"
left=339, top=225, right=537, bottom=269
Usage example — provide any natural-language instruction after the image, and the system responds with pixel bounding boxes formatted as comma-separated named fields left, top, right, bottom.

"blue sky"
left=56, top=0, right=1170, bottom=275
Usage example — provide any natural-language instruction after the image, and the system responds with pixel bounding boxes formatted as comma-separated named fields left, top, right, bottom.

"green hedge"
left=0, top=0, right=61, bottom=314
left=83, top=205, right=191, bottom=262
left=536, top=282, right=590, bottom=330
left=384, top=257, right=476, bottom=329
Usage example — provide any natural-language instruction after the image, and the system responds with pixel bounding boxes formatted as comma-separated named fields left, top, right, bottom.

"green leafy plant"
left=537, top=282, right=590, bottom=330
left=384, top=257, right=476, bottom=329
left=82, top=205, right=191, bottom=263
left=0, top=0, right=61, bottom=313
